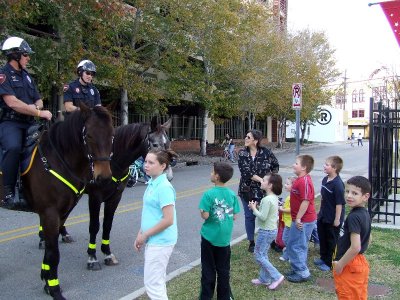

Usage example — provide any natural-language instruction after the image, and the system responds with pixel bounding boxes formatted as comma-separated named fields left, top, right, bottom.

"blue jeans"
left=228, top=144, right=235, bottom=161
left=254, top=229, right=282, bottom=283
left=287, top=220, right=316, bottom=278
left=240, top=197, right=256, bottom=241
left=281, top=225, right=291, bottom=260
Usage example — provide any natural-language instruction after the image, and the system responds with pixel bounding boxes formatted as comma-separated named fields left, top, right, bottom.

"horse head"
left=149, top=117, right=171, bottom=151
left=80, top=103, right=114, bottom=183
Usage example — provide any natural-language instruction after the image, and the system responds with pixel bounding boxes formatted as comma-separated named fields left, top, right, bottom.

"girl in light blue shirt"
left=134, top=149, right=178, bottom=300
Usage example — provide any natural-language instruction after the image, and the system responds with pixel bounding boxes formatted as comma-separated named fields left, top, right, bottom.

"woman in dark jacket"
left=238, top=129, right=279, bottom=252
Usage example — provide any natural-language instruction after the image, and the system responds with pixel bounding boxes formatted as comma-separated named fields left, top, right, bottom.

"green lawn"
left=136, top=196, right=400, bottom=300
left=135, top=227, right=400, bottom=300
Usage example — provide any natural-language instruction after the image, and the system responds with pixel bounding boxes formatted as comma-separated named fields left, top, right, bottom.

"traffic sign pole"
left=292, top=83, right=302, bottom=155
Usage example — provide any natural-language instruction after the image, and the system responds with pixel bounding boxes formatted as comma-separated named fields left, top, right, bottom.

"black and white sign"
left=292, top=83, right=302, bottom=109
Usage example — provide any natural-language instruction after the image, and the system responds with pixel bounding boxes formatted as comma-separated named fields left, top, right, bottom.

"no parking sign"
left=292, top=83, right=302, bottom=109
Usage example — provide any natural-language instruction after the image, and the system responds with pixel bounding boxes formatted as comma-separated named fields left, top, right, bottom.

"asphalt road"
left=0, top=141, right=369, bottom=300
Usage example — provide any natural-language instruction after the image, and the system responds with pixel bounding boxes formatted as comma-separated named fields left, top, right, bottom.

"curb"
left=119, top=233, right=249, bottom=300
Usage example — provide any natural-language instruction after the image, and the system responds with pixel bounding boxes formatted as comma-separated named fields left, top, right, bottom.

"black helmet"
left=1, top=37, right=34, bottom=59
left=77, top=60, right=96, bottom=76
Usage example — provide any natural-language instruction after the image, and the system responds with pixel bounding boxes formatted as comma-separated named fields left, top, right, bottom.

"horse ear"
left=79, top=102, right=91, bottom=120
left=161, top=118, right=172, bottom=131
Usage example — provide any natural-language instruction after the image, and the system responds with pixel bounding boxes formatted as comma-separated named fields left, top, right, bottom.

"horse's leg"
left=40, top=214, right=66, bottom=300
left=38, top=224, right=45, bottom=249
left=87, top=195, right=102, bottom=271
left=59, top=225, right=74, bottom=243
left=101, top=196, right=120, bottom=266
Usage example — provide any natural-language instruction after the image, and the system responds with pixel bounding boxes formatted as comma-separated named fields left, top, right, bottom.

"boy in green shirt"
left=199, top=162, right=240, bottom=300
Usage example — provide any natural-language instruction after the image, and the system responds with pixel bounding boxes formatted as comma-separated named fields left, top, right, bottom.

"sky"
left=287, top=0, right=400, bottom=83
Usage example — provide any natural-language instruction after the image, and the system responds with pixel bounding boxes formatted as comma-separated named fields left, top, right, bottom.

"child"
left=249, top=173, right=285, bottom=290
left=199, top=162, right=240, bottom=300
left=333, top=176, right=371, bottom=300
left=286, top=155, right=317, bottom=283
left=279, top=177, right=295, bottom=262
left=133, top=149, right=178, bottom=300
left=314, top=156, right=345, bottom=271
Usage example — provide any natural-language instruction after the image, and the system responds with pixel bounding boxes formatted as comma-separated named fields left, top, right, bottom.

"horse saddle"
left=20, top=123, right=44, bottom=175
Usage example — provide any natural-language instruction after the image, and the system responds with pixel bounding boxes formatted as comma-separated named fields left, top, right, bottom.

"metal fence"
left=369, top=97, right=400, bottom=224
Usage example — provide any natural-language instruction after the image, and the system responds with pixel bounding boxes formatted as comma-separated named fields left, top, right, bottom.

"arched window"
left=352, top=90, right=358, bottom=103
left=359, top=89, right=365, bottom=102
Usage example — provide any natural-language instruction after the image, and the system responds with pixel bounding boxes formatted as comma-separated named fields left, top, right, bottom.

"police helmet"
left=77, top=60, right=96, bottom=76
left=1, top=37, right=34, bottom=58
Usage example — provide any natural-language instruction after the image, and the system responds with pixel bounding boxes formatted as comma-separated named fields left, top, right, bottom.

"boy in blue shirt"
left=199, top=162, right=240, bottom=300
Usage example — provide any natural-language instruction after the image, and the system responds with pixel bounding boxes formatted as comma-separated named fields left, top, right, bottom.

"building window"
left=352, top=110, right=358, bottom=118
left=359, top=89, right=365, bottom=102
left=359, top=110, right=365, bottom=118
left=352, top=90, right=358, bottom=103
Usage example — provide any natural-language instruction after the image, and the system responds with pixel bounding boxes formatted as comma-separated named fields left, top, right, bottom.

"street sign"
left=292, top=83, right=302, bottom=109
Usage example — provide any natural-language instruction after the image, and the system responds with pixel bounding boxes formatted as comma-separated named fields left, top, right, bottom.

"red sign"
left=292, top=83, right=302, bottom=109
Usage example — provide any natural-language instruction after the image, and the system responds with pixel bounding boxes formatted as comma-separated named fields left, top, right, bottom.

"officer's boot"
left=2, top=185, right=17, bottom=210
left=17, top=184, right=31, bottom=212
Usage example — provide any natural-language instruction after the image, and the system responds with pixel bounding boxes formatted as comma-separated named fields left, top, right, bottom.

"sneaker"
left=313, top=258, right=325, bottom=266
left=287, top=274, right=310, bottom=283
left=248, top=241, right=255, bottom=253
left=268, top=275, right=284, bottom=290
left=318, top=263, right=331, bottom=271
left=284, top=270, right=296, bottom=276
left=279, top=256, right=289, bottom=262
left=251, top=278, right=270, bottom=286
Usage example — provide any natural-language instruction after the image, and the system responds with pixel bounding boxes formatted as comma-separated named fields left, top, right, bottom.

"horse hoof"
left=43, top=284, right=50, bottom=295
left=39, top=239, right=45, bottom=250
left=87, top=261, right=102, bottom=271
left=104, top=253, right=119, bottom=266
left=61, top=234, right=75, bottom=243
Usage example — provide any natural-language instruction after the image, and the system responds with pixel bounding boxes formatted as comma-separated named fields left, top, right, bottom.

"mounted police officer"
left=63, top=60, right=101, bottom=112
left=0, top=36, right=52, bottom=210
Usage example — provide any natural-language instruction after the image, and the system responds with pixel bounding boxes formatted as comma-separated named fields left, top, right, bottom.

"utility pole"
left=343, top=70, right=348, bottom=110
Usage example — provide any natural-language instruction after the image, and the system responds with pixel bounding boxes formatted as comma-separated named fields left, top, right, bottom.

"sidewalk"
left=175, top=141, right=326, bottom=167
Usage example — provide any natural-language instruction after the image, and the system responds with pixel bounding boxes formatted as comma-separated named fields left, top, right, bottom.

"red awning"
left=380, top=0, right=400, bottom=47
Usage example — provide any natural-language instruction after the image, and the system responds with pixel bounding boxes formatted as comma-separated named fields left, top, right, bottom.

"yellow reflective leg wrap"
left=48, top=279, right=59, bottom=287
left=42, top=263, right=50, bottom=271
left=102, top=239, right=110, bottom=245
left=88, top=243, right=96, bottom=250
left=39, top=226, right=43, bottom=231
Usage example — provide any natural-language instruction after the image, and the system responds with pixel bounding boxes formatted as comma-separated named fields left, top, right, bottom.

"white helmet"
left=2, top=37, right=34, bottom=57
left=77, top=60, right=96, bottom=76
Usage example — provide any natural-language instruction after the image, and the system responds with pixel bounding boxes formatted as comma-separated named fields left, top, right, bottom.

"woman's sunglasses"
left=84, top=71, right=95, bottom=76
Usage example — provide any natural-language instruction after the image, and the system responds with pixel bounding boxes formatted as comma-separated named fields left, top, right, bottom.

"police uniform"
left=63, top=78, right=101, bottom=109
left=0, top=62, right=40, bottom=187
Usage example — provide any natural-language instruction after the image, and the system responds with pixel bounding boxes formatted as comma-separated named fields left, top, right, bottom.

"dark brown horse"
left=85, top=118, right=172, bottom=270
left=20, top=105, right=114, bottom=300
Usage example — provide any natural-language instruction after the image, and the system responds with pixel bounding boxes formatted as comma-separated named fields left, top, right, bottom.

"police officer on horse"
left=63, top=60, right=101, bottom=112
left=0, top=36, right=52, bottom=211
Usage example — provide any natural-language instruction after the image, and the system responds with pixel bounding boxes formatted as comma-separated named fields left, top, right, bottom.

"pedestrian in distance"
left=199, top=162, right=240, bottom=300
left=350, top=132, right=355, bottom=147
left=63, top=59, right=101, bottom=113
left=278, top=176, right=296, bottom=262
left=357, top=133, right=363, bottom=147
left=249, top=173, right=285, bottom=290
left=286, top=154, right=317, bottom=283
left=221, top=133, right=236, bottom=162
left=314, top=156, right=346, bottom=272
left=0, top=36, right=52, bottom=211
left=333, top=176, right=371, bottom=300
left=238, top=129, right=279, bottom=253
left=134, top=149, right=178, bottom=300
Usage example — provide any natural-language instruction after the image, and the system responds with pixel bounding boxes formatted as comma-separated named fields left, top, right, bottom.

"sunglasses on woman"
left=84, top=71, right=95, bottom=76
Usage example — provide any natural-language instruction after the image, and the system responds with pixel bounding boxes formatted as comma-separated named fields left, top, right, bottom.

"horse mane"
left=114, top=123, right=149, bottom=153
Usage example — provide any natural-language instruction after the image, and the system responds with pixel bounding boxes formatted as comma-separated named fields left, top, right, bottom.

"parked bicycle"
left=221, top=146, right=238, bottom=162
left=126, top=157, right=176, bottom=188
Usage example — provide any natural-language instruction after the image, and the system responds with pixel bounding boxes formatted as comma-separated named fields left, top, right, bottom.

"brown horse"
left=85, top=118, right=172, bottom=270
left=19, top=105, right=114, bottom=300
left=38, top=118, right=172, bottom=271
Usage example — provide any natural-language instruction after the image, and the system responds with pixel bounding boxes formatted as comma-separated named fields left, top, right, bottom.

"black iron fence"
left=369, top=97, right=400, bottom=224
